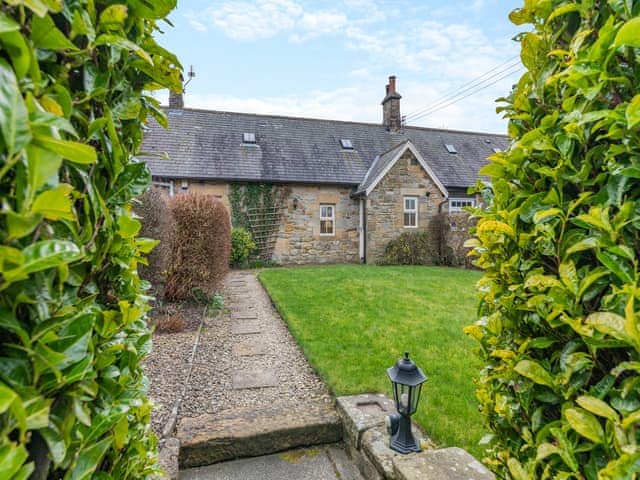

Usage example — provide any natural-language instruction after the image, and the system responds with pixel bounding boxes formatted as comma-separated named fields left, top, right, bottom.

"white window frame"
left=449, top=197, right=475, bottom=213
left=320, top=204, right=335, bottom=236
left=403, top=196, right=418, bottom=228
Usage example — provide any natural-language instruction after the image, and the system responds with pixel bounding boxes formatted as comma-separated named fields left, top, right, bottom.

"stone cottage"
left=141, top=76, right=508, bottom=264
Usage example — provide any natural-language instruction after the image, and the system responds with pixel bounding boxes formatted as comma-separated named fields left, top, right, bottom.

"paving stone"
left=393, top=447, right=494, bottom=480
left=232, top=368, right=278, bottom=389
left=231, top=314, right=258, bottom=320
left=231, top=321, right=263, bottom=335
left=337, top=394, right=396, bottom=449
left=158, top=438, right=180, bottom=480
left=177, top=403, right=343, bottom=468
left=233, top=340, right=267, bottom=356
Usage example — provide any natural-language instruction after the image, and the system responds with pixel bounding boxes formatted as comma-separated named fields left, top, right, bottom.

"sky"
left=154, top=0, right=525, bottom=134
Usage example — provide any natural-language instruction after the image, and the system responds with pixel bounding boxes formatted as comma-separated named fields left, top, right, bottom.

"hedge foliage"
left=467, top=2, right=640, bottom=478
left=380, top=231, right=437, bottom=265
left=0, top=1, right=180, bottom=478
left=230, top=227, right=256, bottom=267
left=165, top=194, right=231, bottom=301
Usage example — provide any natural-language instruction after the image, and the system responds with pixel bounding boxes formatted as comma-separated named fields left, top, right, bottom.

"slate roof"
left=140, top=108, right=509, bottom=189
left=356, top=140, right=410, bottom=194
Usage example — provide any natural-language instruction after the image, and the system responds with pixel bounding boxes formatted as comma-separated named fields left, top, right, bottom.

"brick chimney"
left=168, top=89, right=184, bottom=109
left=381, top=75, right=402, bottom=131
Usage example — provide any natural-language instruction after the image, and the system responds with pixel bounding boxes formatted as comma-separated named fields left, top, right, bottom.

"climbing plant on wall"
left=467, top=2, right=640, bottom=478
left=0, top=1, right=181, bottom=478
left=229, top=183, right=288, bottom=259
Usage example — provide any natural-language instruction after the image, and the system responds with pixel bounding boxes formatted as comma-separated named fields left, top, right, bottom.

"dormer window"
left=243, top=132, right=256, bottom=144
left=340, top=139, right=354, bottom=150
left=444, top=144, right=457, bottom=154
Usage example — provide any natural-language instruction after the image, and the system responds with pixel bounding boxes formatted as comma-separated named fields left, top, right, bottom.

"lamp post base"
left=389, top=415, right=421, bottom=454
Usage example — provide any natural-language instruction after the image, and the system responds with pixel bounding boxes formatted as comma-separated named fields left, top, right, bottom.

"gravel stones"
left=144, top=270, right=335, bottom=455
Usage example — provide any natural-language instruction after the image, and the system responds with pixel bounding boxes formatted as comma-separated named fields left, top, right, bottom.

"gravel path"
left=181, top=270, right=331, bottom=416
left=143, top=270, right=331, bottom=438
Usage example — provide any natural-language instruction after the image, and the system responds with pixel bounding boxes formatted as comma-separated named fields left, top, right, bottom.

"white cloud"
left=198, top=0, right=304, bottom=40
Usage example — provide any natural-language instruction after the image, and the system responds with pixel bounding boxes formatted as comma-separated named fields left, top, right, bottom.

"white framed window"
left=403, top=196, right=418, bottom=228
left=449, top=198, right=475, bottom=213
left=320, top=204, right=335, bottom=236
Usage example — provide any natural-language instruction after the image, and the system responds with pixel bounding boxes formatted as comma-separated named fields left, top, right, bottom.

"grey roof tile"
left=140, top=108, right=508, bottom=188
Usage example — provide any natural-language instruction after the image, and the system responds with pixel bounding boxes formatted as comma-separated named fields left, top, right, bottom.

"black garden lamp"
left=386, top=352, right=427, bottom=454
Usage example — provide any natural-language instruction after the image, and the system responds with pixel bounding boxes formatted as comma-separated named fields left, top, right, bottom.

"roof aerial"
left=243, top=132, right=256, bottom=144
left=340, top=138, right=354, bottom=150
left=445, top=143, right=457, bottom=154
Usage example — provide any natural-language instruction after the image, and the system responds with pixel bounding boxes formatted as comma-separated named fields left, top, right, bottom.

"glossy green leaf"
left=613, top=17, right=640, bottom=48
left=565, top=408, right=604, bottom=443
left=586, top=312, right=629, bottom=342
left=98, top=4, right=128, bottom=30
left=94, top=34, right=152, bottom=64
left=25, top=144, right=63, bottom=202
left=6, top=211, right=43, bottom=240
left=577, top=395, right=619, bottom=421
left=0, top=443, right=30, bottom=479
left=127, top=0, right=176, bottom=19
left=597, top=250, right=634, bottom=283
left=32, top=134, right=97, bottom=164
left=32, top=184, right=75, bottom=220
left=515, top=359, right=555, bottom=388
left=68, top=438, right=111, bottom=480
left=0, top=381, right=18, bottom=413
left=3, top=240, right=82, bottom=284
left=31, top=14, right=78, bottom=50
left=626, top=95, right=640, bottom=130
left=118, top=214, right=141, bottom=238
left=0, top=59, right=31, bottom=155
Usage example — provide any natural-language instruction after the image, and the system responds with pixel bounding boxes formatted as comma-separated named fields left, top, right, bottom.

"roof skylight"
left=340, top=139, right=354, bottom=150
left=243, top=132, right=256, bottom=144
left=492, top=147, right=502, bottom=153
left=444, top=143, right=457, bottom=154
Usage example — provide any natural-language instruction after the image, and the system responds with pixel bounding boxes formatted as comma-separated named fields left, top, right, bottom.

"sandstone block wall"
left=365, top=150, right=444, bottom=264
left=273, top=185, right=360, bottom=264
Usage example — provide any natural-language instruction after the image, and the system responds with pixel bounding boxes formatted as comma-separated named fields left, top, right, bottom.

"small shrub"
left=230, top=227, right=257, bottom=267
left=165, top=194, right=231, bottom=301
left=134, top=187, right=173, bottom=293
left=380, top=231, right=437, bottom=265
left=438, top=212, right=476, bottom=268
left=154, top=314, right=185, bottom=334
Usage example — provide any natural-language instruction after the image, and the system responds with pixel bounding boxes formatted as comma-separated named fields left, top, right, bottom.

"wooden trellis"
left=247, top=205, right=284, bottom=261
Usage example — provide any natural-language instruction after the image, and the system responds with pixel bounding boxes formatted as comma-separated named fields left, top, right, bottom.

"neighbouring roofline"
left=358, top=140, right=449, bottom=198
left=161, top=106, right=509, bottom=138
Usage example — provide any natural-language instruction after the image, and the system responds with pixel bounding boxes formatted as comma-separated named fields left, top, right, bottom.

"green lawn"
left=258, top=265, right=485, bottom=457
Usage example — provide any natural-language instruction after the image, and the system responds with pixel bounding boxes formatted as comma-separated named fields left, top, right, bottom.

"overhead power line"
left=405, top=59, right=522, bottom=122
left=406, top=65, right=524, bottom=123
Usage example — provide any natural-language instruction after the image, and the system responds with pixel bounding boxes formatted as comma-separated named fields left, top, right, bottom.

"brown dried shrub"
left=165, top=193, right=231, bottom=301
left=134, top=186, right=173, bottom=294
left=154, top=314, right=185, bottom=334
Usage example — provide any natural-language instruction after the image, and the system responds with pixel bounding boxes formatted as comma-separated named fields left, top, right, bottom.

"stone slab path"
left=180, top=444, right=364, bottom=480
left=177, top=271, right=342, bottom=468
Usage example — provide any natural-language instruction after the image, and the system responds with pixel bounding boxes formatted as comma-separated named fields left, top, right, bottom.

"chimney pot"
left=169, top=89, right=184, bottom=109
left=381, top=75, right=402, bottom=131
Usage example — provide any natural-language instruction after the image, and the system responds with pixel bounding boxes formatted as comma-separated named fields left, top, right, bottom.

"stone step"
left=177, top=402, right=343, bottom=468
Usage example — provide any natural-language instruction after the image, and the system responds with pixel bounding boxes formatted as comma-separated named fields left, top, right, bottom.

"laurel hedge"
left=0, top=1, right=180, bottom=478
left=467, top=2, right=640, bottom=478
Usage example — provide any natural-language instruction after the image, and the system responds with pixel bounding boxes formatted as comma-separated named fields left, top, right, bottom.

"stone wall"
left=274, top=185, right=360, bottom=264
left=172, top=181, right=360, bottom=265
left=365, top=150, right=445, bottom=264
